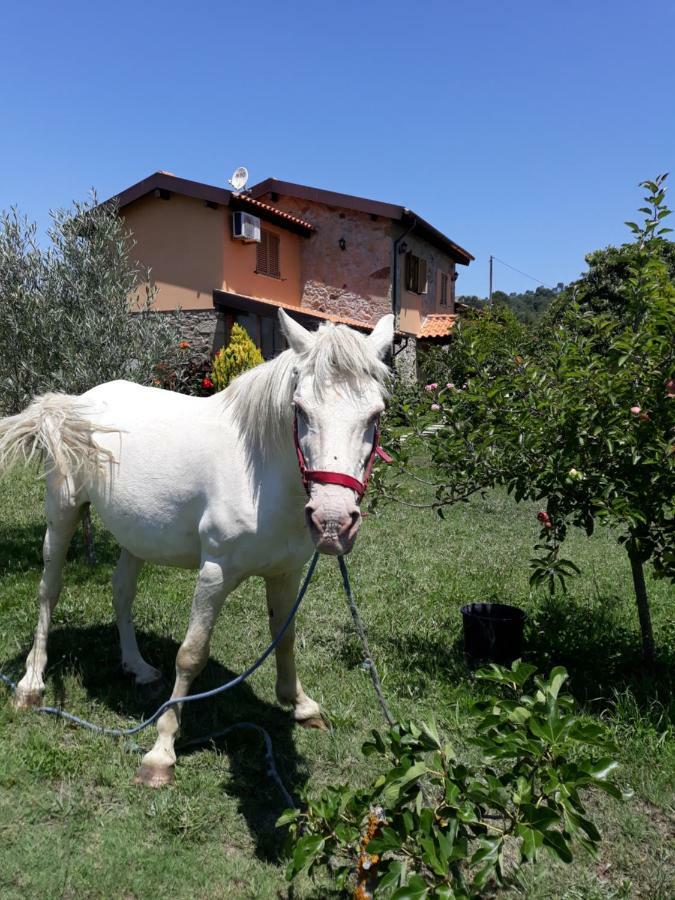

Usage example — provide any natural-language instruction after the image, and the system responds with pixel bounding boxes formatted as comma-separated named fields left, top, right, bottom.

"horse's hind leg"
left=112, top=549, right=161, bottom=688
left=14, top=478, right=82, bottom=708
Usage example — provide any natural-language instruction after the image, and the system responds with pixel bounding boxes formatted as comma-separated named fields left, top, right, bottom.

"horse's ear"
left=367, top=314, right=395, bottom=359
left=278, top=309, right=315, bottom=355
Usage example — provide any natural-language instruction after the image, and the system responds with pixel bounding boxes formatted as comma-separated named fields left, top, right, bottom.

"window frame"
left=405, top=251, right=428, bottom=295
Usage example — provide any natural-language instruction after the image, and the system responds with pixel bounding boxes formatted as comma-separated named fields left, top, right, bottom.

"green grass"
left=0, top=467, right=672, bottom=899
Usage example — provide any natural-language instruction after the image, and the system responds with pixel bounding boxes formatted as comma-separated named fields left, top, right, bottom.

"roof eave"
left=402, top=210, right=474, bottom=265
left=107, top=173, right=314, bottom=236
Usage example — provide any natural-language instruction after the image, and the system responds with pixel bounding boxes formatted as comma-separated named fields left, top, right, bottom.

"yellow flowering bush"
left=211, top=323, right=264, bottom=391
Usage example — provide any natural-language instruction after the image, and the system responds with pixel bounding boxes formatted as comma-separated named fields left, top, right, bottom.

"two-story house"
left=112, top=172, right=474, bottom=375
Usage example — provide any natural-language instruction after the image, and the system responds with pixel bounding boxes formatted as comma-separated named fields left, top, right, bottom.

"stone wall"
left=176, top=309, right=225, bottom=357
left=256, top=194, right=394, bottom=325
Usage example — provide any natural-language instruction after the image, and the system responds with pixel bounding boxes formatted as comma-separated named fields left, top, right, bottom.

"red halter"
left=293, top=412, right=393, bottom=501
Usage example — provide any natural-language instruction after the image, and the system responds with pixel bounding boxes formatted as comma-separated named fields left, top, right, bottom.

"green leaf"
left=378, top=859, right=407, bottom=893
left=275, top=807, right=300, bottom=827
left=584, top=758, right=620, bottom=780
left=392, top=873, right=429, bottom=900
left=547, top=666, right=569, bottom=699
left=521, top=803, right=561, bottom=830
left=516, top=823, right=543, bottom=861
left=542, top=829, right=573, bottom=863
left=291, top=834, right=325, bottom=875
left=383, top=761, right=428, bottom=805
left=367, top=827, right=403, bottom=854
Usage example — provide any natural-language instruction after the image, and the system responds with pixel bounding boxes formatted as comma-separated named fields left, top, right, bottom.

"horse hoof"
left=12, top=689, right=43, bottom=710
left=133, top=764, right=175, bottom=788
left=297, top=714, right=329, bottom=731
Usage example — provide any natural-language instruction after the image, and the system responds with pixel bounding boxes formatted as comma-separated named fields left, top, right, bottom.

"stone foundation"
left=176, top=309, right=225, bottom=357
left=394, top=335, right=417, bottom=383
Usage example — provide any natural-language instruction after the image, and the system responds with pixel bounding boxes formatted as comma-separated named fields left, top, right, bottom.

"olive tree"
left=0, top=195, right=180, bottom=415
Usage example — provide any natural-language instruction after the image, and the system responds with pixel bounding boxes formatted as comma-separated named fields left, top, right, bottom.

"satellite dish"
left=228, top=166, right=249, bottom=192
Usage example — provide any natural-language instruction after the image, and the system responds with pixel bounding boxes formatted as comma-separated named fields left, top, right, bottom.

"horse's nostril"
left=341, top=509, right=361, bottom=537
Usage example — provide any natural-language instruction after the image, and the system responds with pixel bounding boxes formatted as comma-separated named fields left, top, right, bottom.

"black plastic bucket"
left=460, top=602, right=526, bottom=667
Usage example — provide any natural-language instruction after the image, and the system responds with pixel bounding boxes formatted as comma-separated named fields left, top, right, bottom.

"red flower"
left=179, top=340, right=190, bottom=349
left=537, top=510, right=551, bottom=524
left=202, top=377, right=214, bottom=389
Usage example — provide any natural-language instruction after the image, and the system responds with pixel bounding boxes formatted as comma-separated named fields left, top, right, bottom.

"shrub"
left=211, top=323, right=264, bottom=391
left=418, top=304, right=532, bottom=388
left=279, top=662, right=624, bottom=898
left=0, top=195, right=181, bottom=414
left=152, top=343, right=215, bottom=396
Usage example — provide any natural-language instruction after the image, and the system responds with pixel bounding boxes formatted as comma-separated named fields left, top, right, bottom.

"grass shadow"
left=0, top=520, right=120, bottom=575
left=5, top=623, right=307, bottom=863
left=524, top=593, right=674, bottom=719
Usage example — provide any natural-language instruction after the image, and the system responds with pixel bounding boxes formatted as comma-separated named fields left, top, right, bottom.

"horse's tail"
left=0, top=392, right=115, bottom=481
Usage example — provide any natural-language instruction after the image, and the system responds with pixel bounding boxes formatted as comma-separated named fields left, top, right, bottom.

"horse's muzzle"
left=304, top=502, right=362, bottom=555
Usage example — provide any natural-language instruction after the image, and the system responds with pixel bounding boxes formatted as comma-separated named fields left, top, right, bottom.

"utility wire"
left=490, top=255, right=553, bottom=289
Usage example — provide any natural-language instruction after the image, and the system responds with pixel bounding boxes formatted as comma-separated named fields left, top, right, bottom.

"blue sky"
left=1, top=0, right=673, bottom=297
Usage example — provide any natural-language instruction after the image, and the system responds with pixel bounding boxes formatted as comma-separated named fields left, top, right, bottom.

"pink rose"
left=446, top=382, right=455, bottom=389
left=431, top=403, right=440, bottom=411
left=630, top=406, right=641, bottom=415
left=425, top=383, right=438, bottom=392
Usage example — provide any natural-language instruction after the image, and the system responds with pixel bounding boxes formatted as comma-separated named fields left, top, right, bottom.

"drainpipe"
left=391, top=214, right=418, bottom=319
left=391, top=215, right=417, bottom=364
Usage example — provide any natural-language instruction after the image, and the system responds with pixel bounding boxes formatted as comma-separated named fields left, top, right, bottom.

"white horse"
left=0, top=310, right=394, bottom=786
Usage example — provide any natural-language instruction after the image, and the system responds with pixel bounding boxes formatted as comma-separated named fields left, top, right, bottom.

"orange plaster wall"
left=222, top=220, right=301, bottom=307
left=123, top=193, right=302, bottom=311
left=123, top=194, right=226, bottom=310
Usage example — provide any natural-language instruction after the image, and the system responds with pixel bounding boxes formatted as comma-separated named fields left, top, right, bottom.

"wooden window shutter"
left=256, top=230, right=281, bottom=278
left=418, top=258, right=428, bottom=294
left=440, top=272, right=448, bottom=306
left=405, top=252, right=414, bottom=291
left=268, top=232, right=280, bottom=277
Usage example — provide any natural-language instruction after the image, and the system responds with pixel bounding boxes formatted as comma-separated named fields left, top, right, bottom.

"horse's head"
left=279, top=309, right=394, bottom=556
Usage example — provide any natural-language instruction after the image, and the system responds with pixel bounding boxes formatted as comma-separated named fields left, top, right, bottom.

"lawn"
left=0, top=465, right=672, bottom=899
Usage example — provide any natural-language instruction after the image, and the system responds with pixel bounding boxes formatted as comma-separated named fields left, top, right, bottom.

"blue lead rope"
left=0, top=551, right=320, bottom=807
left=0, top=550, right=391, bottom=810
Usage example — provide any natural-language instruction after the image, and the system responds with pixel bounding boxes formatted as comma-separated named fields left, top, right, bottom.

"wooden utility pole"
left=488, top=255, right=493, bottom=306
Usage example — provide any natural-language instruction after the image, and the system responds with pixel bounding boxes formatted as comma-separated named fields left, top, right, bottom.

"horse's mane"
left=221, top=322, right=390, bottom=456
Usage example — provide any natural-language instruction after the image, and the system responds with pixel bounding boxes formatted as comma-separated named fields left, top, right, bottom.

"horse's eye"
left=294, top=403, right=309, bottom=423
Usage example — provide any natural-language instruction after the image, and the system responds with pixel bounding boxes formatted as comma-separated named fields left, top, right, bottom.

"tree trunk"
left=628, top=547, right=655, bottom=662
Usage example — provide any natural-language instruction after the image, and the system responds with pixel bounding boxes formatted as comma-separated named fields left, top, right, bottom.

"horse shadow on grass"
left=4, top=623, right=308, bottom=862
left=0, top=519, right=121, bottom=575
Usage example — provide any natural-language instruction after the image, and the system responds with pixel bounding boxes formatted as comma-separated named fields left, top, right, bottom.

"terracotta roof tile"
left=417, top=314, right=458, bottom=339
left=231, top=193, right=314, bottom=232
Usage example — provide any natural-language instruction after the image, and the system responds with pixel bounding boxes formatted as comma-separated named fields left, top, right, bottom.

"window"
left=256, top=229, right=280, bottom=278
left=439, top=272, right=449, bottom=307
left=405, top=252, right=427, bottom=294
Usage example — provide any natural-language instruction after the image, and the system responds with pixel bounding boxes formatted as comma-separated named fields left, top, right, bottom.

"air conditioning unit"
left=232, top=211, right=261, bottom=242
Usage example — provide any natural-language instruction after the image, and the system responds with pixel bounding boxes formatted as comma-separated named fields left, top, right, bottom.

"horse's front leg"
left=265, top=569, right=325, bottom=729
left=134, top=559, right=230, bottom=787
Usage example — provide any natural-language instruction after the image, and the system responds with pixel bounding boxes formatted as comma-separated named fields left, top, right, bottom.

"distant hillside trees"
left=458, top=285, right=561, bottom=324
